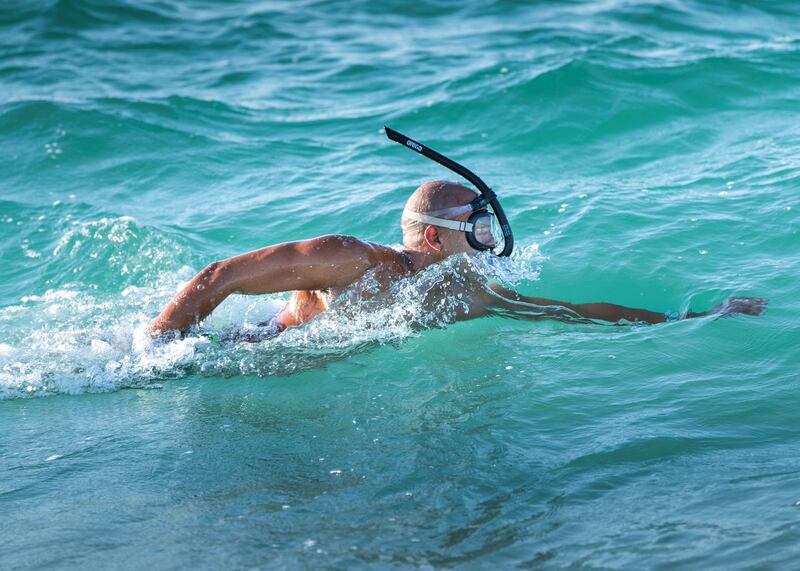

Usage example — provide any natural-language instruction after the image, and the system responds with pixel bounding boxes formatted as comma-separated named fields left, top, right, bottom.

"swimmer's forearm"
left=488, top=287, right=671, bottom=324
left=148, top=260, right=232, bottom=336
left=561, top=301, right=670, bottom=324
left=523, top=297, right=669, bottom=324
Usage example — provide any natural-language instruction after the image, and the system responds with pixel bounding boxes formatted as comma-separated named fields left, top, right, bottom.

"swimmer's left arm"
left=481, top=286, right=767, bottom=324
left=148, top=234, right=385, bottom=336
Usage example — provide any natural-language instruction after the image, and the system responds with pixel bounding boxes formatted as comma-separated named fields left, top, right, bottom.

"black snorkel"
left=385, top=126, right=514, bottom=257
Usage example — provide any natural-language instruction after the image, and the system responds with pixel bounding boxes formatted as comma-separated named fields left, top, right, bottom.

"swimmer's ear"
left=423, top=225, right=443, bottom=252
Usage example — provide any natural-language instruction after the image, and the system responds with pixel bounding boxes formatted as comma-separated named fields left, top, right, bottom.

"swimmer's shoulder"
left=309, top=234, right=408, bottom=272
left=286, top=235, right=408, bottom=294
left=363, top=241, right=411, bottom=274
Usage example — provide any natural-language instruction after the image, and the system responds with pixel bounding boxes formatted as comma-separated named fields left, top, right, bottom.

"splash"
left=0, top=240, right=541, bottom=399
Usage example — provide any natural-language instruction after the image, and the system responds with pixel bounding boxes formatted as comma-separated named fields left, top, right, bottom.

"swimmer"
left=148, top=128, right=766, bottom=338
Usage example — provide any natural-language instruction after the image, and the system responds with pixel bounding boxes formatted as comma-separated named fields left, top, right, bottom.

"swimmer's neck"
left=401, top=247, right=445, bottom=274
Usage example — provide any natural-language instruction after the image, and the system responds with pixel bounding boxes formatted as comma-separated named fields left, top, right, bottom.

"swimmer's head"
left=401, top=180, right=481, bottom=258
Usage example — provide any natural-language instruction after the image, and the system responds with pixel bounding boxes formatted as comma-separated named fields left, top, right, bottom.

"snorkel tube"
left=385, top=126, right=514, bottom=256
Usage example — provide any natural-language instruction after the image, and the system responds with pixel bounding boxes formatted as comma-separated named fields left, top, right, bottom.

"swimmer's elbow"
left=199, top=259, right=224, bottom=282
left=197, top=259, right=237, bottom=296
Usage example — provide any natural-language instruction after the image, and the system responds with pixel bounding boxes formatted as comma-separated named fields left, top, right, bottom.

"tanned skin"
left=149, top=181, right=766, bottom=337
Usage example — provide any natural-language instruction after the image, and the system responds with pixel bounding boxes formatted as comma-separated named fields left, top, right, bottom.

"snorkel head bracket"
left=385, top=126, right=514, bottom=257
left=470, top=191, right=495, bottom=211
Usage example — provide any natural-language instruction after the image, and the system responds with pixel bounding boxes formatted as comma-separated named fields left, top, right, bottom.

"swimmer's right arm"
left=482, top=286, right=767, bottom=324
left=148, top=235, right=380, bottom=336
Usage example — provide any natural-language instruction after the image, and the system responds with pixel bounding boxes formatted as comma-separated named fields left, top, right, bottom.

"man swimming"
left=148, top=128, right=766, bottom=338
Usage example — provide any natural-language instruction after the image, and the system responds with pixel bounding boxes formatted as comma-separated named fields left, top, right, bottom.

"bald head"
left=401, top=180, right=477, bottom=248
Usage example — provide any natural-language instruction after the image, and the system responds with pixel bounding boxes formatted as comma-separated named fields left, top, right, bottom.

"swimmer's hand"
left=704, top=296, right=768, bottom=318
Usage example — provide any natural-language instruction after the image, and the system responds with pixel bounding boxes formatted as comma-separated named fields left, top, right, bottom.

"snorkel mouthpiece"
left=385, top=126, right=514, bottom=256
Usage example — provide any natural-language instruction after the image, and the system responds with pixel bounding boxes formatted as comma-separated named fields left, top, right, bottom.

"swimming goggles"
left=402, top=204, right=501, bottom=250
left=385, top=126, right=514, bottom=256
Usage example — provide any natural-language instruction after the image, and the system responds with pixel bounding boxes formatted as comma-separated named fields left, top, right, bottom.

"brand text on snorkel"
left=405, top=140, right=423, bottom=152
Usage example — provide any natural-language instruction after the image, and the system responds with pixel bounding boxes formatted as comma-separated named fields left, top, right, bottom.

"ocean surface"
left=1, top=0, right=799, bottom=568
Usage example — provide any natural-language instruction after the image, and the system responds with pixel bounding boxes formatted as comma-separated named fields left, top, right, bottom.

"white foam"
left=1, top=243, right=542, bottom=399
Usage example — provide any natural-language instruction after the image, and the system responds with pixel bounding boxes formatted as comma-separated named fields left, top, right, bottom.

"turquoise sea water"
left=2, top=0, right=799, bottom=568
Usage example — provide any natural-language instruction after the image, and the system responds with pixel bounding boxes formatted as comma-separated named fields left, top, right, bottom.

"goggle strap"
left=402, top=210, right=474, bottom=232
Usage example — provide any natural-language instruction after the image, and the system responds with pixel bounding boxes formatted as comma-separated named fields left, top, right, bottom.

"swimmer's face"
left=437, top=207, right=484, bottom=257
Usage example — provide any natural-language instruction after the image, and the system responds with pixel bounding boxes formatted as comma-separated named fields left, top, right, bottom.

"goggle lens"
left=472, top=212, right=502, bottom=249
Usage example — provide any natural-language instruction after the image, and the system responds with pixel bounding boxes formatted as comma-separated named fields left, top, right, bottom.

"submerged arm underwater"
left=483, top=285, right=767, bottom=325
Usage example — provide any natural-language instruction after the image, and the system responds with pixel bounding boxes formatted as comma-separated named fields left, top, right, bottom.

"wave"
left=41, top=0, right=182, bottom=34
